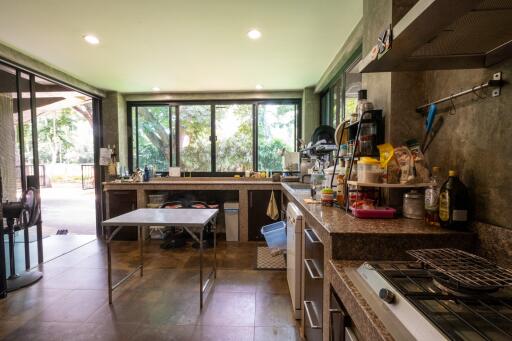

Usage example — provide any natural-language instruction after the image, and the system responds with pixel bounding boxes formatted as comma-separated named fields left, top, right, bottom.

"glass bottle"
left=439, top=170, right=470, bottom=229
left=424, top=166, right=441, bottom=226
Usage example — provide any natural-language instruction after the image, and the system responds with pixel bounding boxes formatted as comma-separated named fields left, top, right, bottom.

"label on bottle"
left=425, top=188, right=439, bottom=210
left=439, top=191, right=449, bottom=222
left=453, top=210, right=468, bottom=222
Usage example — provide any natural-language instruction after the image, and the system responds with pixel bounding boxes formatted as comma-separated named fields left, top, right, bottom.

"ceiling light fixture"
left=255, top=84, right=263, bottom=90
left=83, top=34, right=100, bottom=45
left=247, top=29, right=262, bottom=40
left=152, top=87, right=161, bottom=92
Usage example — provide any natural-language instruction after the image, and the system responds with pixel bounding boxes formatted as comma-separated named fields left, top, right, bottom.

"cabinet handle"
left=304, top=300, right=322, bottom=329
left=304, top=258, right=323, bottom=279
left=305, top=228, right=321, bottom=243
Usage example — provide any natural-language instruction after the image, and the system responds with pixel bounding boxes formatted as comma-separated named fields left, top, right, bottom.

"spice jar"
left=403, top=190, right=425, bottom=219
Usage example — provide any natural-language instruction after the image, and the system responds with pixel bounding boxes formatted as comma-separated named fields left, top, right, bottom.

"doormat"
left=256, top=246, right=285, bottom=270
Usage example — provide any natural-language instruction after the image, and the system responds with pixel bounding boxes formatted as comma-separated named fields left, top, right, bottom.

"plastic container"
left=261, top=221, right=286, bottom=251
left=224, top=202, right=239, bottom=241
left=357, top=157, right=381, bottom=183
left=350, top=207, right=396, bottom=219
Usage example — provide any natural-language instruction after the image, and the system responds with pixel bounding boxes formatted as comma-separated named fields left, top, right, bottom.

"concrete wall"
left=421, top=60, right=512, bottom=229
left=0, top=94, right=16, bottom=201
left=102, top=92, right=128, bottom=168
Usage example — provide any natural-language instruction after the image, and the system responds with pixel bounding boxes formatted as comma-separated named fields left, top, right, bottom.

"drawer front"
left=304, top=228, right=324, bottom=273
left=304, top=226, right=324, bottom=340
left=304, top=300, right=323, bottom=341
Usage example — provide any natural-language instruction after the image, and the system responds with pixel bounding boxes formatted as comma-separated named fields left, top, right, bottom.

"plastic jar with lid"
left=357, top=157, right=381, bottom=183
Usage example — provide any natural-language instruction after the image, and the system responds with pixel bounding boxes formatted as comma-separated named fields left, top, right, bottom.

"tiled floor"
left=0, top=239, right=301, bottom=340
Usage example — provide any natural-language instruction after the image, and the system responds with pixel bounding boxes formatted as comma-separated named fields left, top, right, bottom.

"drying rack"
left=416, top=72, right=504, bottom=113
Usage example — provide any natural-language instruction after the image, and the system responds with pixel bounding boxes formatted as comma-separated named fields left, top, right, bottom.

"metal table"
left=102, top=208, right=218, bottom=309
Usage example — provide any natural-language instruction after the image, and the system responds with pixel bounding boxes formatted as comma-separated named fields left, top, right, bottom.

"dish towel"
left=266, top=190, right=279, bottom=220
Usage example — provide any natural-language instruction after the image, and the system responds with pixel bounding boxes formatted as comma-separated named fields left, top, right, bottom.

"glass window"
left=179, top=105, right=211, bottom=172
left=257, top=104, right=297, bottom=171
left=343, top=58, right=362, bottom=122
left=215, top=104, right=253, bottom=172
left=170, top=106, right=177, bottom=167
left=135, top=106, right=170, bottom=171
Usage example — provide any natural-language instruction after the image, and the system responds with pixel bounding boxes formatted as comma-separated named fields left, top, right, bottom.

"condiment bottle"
left=424, top=166, right=441, bottom=226
left=439, top=170, right=470, bottom=229
left=355, top=90, right=373, bottom=122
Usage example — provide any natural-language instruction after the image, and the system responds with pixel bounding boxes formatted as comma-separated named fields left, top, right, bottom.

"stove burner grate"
left=407, top=248, right=512, bottom=291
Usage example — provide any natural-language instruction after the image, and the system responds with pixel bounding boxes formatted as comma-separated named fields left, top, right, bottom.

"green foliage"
left=137, top=106, right=170, bottom=171
left=37, top=108, right=93, bottom=164
left=132, top=104, right=297, bottom=172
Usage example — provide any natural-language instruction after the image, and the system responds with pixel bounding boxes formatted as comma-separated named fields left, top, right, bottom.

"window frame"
left=319, top=46, right=362, bottom=127
left=127, top=98, right=301, bottom=176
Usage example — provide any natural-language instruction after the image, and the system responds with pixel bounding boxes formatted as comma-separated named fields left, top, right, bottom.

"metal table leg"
left=107, top=225, right=142, bottom=304
left=199, top=229, right=204, bottom=310
left=138, top=225, right=144, bottom=277
left=107, top=231, right=113, bottom=304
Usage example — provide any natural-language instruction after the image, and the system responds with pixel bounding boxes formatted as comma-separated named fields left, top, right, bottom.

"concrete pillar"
left=301, top=87, right=320, bottom=143
left=102, top=92, right=128, bottom=168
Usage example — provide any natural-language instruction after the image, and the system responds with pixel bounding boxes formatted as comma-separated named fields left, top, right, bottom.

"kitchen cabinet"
left=330, top=286, right=359, bottom=341
left=248, top=190, right=281, bottom=241
left=105, top=190, right=138, bottom=240
left=304, top=227, right=324, bottom=341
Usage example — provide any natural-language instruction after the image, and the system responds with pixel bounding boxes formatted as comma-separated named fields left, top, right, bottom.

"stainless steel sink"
left=283, top=182, right=310, bottom=191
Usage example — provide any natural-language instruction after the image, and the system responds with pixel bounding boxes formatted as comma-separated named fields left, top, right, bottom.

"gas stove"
left=347, top=249, right=512, bottom=341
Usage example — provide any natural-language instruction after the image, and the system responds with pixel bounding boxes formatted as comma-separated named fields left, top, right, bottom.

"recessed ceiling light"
left=83, top=34, right=100, bottom=45
left=152, top=87, right=161, bottom=92
left=247, top=29, right=262, bottom=40
left=255, top=84, right=263, bottom=90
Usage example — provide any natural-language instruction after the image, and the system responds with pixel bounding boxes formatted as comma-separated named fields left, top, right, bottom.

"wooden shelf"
left=347, top=181, right=431, bottom=188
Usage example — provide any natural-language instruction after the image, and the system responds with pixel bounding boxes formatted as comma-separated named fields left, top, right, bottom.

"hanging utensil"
left=421, top=104, right=437, bottom=152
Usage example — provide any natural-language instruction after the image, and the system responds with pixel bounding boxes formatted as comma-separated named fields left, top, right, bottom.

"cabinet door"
left=248, top=190, right=281, bottom=241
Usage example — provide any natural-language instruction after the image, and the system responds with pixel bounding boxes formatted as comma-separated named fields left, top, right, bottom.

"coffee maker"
left=349, top=109, right=384, bottom=157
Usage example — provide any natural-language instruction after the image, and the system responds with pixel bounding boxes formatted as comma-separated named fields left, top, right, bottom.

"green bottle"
left=438, top=170, right=470, bottom=229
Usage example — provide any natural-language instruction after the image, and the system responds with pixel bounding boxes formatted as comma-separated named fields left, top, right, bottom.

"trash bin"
left=224, top=202, right=239, bottom=241
left=261, top=221, right=286, bottom=252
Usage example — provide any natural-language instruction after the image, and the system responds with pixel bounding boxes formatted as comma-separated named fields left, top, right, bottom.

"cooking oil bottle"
left=424, top=166, right=441, bottom=226
left=438, top=170, right=470, bottom=229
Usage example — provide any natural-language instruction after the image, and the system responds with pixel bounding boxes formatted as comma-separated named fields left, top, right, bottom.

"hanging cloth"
left=266, top=190, right=279, bottom=220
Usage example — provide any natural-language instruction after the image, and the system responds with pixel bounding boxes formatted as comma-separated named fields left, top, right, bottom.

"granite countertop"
left=103, top=178, right=280, bottom=186
left=281, top=183, right=473, bottom=236
left=328, top=260, right=394, bottom=341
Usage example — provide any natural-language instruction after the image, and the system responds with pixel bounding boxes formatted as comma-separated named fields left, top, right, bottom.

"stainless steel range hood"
left=358, top=0, right=512, bottom=73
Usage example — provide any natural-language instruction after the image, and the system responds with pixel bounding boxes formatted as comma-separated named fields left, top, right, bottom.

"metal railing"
left=81, top=164, right=95, bottom=190
left=15, top=165, right=46, bottom=187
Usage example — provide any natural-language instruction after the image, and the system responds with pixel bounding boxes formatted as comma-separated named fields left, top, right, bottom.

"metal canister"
left=403, top=190, right=425, bottom=219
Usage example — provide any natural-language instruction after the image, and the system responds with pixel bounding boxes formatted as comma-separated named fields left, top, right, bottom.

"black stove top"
left=370, top=262, right=512, bottom=341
